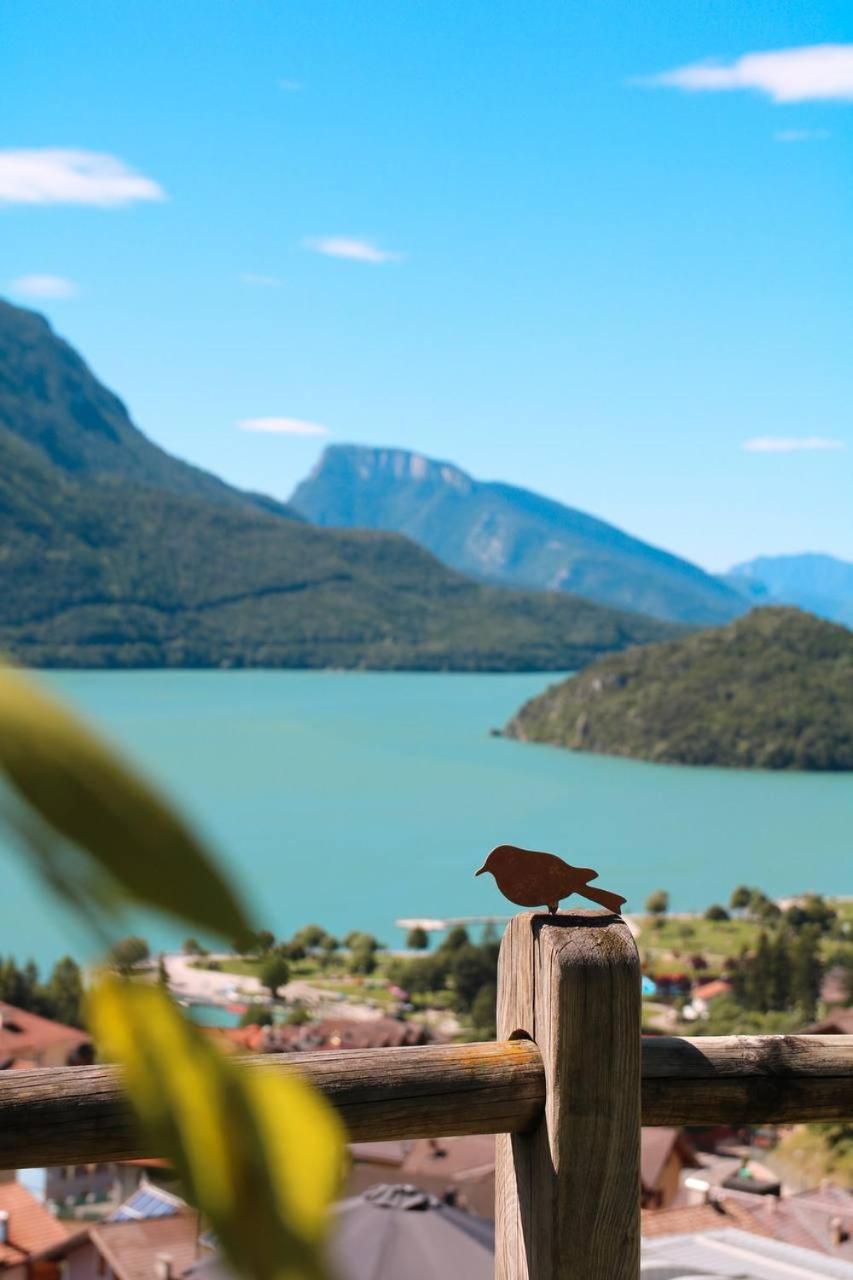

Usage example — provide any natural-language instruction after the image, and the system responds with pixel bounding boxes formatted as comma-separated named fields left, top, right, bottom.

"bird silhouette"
left=475, top=843, right=626, bottom=915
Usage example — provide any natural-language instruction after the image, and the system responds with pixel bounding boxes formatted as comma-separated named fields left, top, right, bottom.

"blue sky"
left=2, top=0, right=851, bottom=570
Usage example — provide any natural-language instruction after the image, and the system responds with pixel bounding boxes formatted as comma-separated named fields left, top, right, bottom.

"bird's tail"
left=579, top=884, right=626, bottom=914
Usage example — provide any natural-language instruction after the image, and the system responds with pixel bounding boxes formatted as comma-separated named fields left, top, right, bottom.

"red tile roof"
left=641, top=1198, right=769, bottom=1239
left=88, top=1213, right=210, bottom=1280
left=0, top=1003, right=91, bottom=1068
left=0, top=1183, right=67, bottom=1266
left=692, top=979, right=733, bottom=1001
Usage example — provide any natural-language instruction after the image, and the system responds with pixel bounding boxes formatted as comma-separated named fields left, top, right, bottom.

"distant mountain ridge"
left=290, top=445, right=746, bottom=625
left=727, top=553, right=853, bottom=628
left=0, top=299, right=677, bottom=670
left=0, top=300, right=295, bottom=519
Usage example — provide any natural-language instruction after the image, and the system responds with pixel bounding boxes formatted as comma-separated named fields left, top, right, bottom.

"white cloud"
left=303, top=236, right=404, bottom=264
left=639, top=43, right=853, bottom=103
left=0, top=149, right=166, bottom=207
left=279, top=78, right=301, bottom=92
left=9, top=274, right=78, bottom=299
left=774, top=128, right=830, bottom=142
left=742, top=436, right=845, bottom=453
left=237, top=417, right=329, bottom=436
left=239, top=273, right=282, bottom=287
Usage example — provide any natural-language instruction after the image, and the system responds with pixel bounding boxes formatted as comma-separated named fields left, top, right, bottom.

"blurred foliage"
left=0, top=664, right=251, bottom=938
left=107, top=935, right=151, bottom=973
left=261, top=953, right=291, bottom=998
left=645, top=890, right=669, bottom=916
left=91, top=981, right=343, bottom=1280
left=0, top=665, right=344, bottom=1280
left=774, top=1123, right=853, bottom=1188
left=506, top=607, right=853, bottom=769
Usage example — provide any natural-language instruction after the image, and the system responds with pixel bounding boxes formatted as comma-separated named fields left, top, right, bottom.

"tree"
left=349, top=944, right=377, bottom=976
left=183, top=938, right=207, bottom=956
left=449, top=945, right=497, bottom=1011
left=260, top=954, right=290, bottom=1000
left=441, top=926, right=470, bottom=952
left=789, top=926, right=822, bottom=1019
left=786, top=895, right=836, bottom=934
left=645, top=890, right=669, bottom=917
left=108, top=936, right=150, bottom=974
left=345, top=931, right=380, bottom=954
left=286, top=1004, right=311, bottom=1026
left=254, top=930, right=276, bottom=955
left=295, top=924, right=327, bottom=950
left=406, top=926, right=429, bottom=950
left=704, top=904, right=729, bottom=921
left=158, top=954, right=169, bottom=988
left=747, top=889, right=779, bottom=922
left=241, top=1006, right=273, bottom=1028
left=45, top=957, right=84, bottom=1027
left=470, top=983, right=497, bottom=1039
left=730, top=885, right=751, bottom=912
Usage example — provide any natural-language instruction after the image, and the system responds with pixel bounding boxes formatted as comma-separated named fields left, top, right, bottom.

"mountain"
left=0, top=299, right=678, bottom=670
left=727, top=554, right=853, bottom=628
left=0, top=300, right=294, bottom=518
left=289, top=445, right=746, bottom=625
left=504, top=607, right=853, bottom=770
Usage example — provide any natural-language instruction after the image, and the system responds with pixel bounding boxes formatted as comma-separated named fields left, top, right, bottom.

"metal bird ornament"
left=475, top=843, right=626, bottom=915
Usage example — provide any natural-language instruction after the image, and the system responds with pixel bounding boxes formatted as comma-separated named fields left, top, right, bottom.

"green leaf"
left=89, top=980, right=344, bottom=1280
left=0, top=665, right=250, bottom=940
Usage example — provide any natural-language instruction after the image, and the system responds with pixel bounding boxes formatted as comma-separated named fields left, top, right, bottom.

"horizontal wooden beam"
left=0, top=1039, right=545, bottom=1168
left=642, top=1033, right=853, bottom=1125
left=0, top=1034, right=849, bottom=1169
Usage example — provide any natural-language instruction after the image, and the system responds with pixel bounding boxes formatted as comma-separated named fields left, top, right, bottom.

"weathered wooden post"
left=495, top=910, right=641, bottom=1280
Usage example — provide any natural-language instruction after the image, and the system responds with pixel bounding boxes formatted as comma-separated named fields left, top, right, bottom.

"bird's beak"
left=475, top=865, right=487, bottom=877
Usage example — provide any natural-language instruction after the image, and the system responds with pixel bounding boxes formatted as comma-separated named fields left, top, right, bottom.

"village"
left=0, top=885, right=850, bottom=1279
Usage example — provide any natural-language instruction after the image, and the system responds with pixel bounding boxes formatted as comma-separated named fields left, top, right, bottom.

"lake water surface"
left=2, top=670, right=850, bottom=968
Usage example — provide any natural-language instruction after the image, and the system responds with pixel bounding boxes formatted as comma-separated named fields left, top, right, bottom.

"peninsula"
left=504, top=607, right=853, bottom=770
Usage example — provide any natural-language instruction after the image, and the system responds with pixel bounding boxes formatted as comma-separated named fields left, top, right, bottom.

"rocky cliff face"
left=291, top=444, right=747, bottom=625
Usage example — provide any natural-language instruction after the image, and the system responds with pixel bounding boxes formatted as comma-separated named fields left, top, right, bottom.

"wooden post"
left=496, top=910, right=641, bottom=1280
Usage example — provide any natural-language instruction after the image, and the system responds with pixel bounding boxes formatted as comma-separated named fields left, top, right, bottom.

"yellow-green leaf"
left=89, top=980, right=345, bottom=1280
left=0, top=665, right=250, bottom=940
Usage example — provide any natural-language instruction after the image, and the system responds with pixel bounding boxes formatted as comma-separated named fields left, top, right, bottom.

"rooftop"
left=0, top=1182, right=68, bottom=1267
left=641, top=1226, right=853, bottom=1278
left=0, top=1002, right=91, bottom=1068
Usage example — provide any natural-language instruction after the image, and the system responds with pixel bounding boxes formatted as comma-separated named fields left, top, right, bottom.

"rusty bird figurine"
left=475, top=843, right=626, bottom=915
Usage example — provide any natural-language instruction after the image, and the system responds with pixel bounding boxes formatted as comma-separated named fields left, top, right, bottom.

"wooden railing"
left=1, top=911, right=851, bottom=1279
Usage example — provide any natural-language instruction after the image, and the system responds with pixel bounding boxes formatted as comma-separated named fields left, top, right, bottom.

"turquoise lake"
left=2, top=670, right=851, bottom=968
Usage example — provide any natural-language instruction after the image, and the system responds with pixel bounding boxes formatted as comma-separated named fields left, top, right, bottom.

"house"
left=347, top=1136, right=497, bottom=1218
left=681, top=979, right=733, bottom=1022
left=642, top=1226, right=853, bottom=1277
left=642, top=1197, right=770, bottom=1240
left=27, top=1212, right=210, bottom=1280
left=806, top=1008, right=853, bottom=1036
left=0, top=1004, right=91, bottom=1068
left=207, top=1017, right=429, bottom=1055
left=0, top=1183, right=68, bottom=1276
left=716, top=1185, right=853, bottom=1263
left=350, top=1127, right=700, bottom=1219
left=681, top=1152, right=781, bottom=1204
left=820, top=965, right=850, bottom=1008
left=641, top=1128, right=699, bottom=1209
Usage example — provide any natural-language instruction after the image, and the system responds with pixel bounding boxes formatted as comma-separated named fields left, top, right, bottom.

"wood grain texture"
left=0, top=1039, right=545, bottom=1169
left=0, top=1027, right=849, bottom=1172
left=641, top=1034, right=853, bottom=1124
left=496, top=909, right=642, bottom=1280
